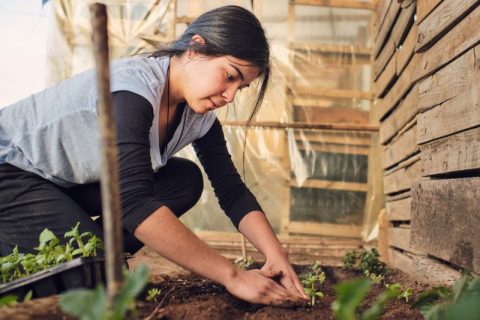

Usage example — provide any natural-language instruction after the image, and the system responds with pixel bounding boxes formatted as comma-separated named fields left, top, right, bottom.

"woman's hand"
left=261, top=249, right=309, bottom=300
left=222, top=267, right=304, bottom=306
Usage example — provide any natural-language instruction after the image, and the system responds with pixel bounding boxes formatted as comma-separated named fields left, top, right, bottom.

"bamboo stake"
left=90, top=3, right=124, bottom=307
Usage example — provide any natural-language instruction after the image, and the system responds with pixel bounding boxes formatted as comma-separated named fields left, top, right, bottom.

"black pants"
left=0, top=157, right=203, bottom=256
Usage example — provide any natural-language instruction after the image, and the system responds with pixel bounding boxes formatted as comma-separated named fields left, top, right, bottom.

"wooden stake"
left=90, top=3, right=124, bottom=307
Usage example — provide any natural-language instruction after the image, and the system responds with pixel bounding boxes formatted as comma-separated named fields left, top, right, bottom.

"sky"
left=0, top=0, right=50, bottom=107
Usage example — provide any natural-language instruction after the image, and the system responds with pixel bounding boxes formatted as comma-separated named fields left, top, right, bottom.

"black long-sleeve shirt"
left=113, top=91, right=262, bottom=231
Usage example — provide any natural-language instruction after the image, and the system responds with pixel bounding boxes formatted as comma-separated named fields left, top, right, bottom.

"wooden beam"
left=386, top=196, right=412, bottom=221
left=222, top=121, right=379, bottom=132
left=390, top=0, right=415, bottom=48
left=388, top=248, right=461, bottom=286
left=293, top=86, right=374, bottom=100
left=383, top=156, right=421, bottom=195
left=293, top=130, right=372, bottom=146
left=382, top=124, right=418, bottom=169
left=416, top=0, right=480, bottom=52
left=418, top=46, right=480, bottom=113
left=290, top=0, right=377, bottom=10
left=290, top=42, right=372, bottom=56
left=420, top=127, right=480, bottom=176
left=374, top=0, right=392, bottom=39
left=379, top=84, right=419, bottom=145
left=411, top=178, right=480, bottom=273
left=373, top=37, right=396, bottom=80
left=417, top=6, right=480, bottom=81
left=291, top=179, right=368, bottom=192
left=286, top=221, right=362, bottom=237
left=395, top=23, right=417, bottom=75
left=388, top=226, right=422, bottom=254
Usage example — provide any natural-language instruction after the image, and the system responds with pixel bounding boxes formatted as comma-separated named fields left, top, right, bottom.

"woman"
left=0, top=6, right=307, bottom=305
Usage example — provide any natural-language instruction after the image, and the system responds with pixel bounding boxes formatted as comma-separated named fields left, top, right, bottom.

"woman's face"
left=180, top=54, right=261, bottom=114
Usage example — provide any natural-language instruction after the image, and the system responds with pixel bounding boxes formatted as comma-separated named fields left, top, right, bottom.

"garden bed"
left=0, top=264, right=428, bottom=319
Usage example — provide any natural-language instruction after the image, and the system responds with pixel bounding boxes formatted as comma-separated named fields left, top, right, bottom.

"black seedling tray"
left=0, top=256, right=107, bottom=300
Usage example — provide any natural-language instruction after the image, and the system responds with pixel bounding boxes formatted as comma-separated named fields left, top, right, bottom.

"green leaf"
left=23, top=291, right=33, bottom=302
left=0, top=295, right=18, bottom=308
left=59, top=286, right=107, bottom=320
left=37, top=229, right=58, bottom=251
left=111, top=264, right=149, bottom=320
left=332, top=278, right=372, bottom=320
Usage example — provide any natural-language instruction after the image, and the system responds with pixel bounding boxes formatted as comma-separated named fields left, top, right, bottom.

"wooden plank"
left=385, top=189, right=410, bottom=202
left=396, top=23, right=417, bottom=75
left=291, top=0, right=377, bottom=10
left=377, top=53, right=420, bottom=121
left=293, top=86, right=374, bottom=100
left=299, top=142, right=370, bottom=155
left=293, top=106, right=369, bottom=124
left=386, top=196, right=412, bottom=221
left=411, top=178, right=480, bottom=273
left=379, top=84, right=419, bottom=145
left=286, top=221, right=362, bottom=237
left=293, top=130, right=372, bottom=146
left=417, top=0, right=442, bottom=23
left=388, top=226, right=422, bottom=254
left=382, top=124, right=418, bottom=169
left=417, top=7, right=480, bottom=82
left=374, top=52, right=396, bottom=98
left=390, top=0, right=415, bottom=47
left=291, top=179, right=368, bottom=192
left=416, top=0, right=480, bottom=52
left=383, top=156, right=421, bottom=195
left=290, top=42, right=372, bottom=56
left=374, top=0, right=392, bottom=39
left=388, top=248, right=461, bottom=286
left=374, top=0, right=401, bottom=58
left=417, top=88, right=480, bottom=144
left=373, top=37, right=396, bottom=80
left=418, top=46, right=480, bottom=113
left=420, top=127, right=480, bottom=176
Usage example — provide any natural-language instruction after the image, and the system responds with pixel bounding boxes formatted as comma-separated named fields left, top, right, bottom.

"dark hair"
left=151, top=5, right=270, bottom=122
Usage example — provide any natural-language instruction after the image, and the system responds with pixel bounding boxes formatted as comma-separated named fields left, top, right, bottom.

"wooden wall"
left=374, top=0, right=480, bottom=285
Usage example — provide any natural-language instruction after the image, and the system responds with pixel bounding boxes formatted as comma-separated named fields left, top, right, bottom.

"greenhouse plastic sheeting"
left=46, top=0, right=383, bottom=240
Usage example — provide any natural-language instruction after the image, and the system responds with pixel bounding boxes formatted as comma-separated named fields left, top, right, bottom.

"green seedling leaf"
left=111, top=264, right=149, bottom=320
left=23, top=290, right=33, bottom=302
left=59, top=285, right=107, bottom=320
left=146, top=288, right=161, bottom=302
left=332, top=278, right=372, bottom=320
left=0, top=295, right=18, bottom=308
left=36, top=229, right=58, bottom=251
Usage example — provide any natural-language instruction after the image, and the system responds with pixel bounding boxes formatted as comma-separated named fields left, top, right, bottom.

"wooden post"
left=90, top=3, right=124, bottom=307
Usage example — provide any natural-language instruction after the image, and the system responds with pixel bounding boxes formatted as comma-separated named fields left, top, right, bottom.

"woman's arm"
left=193, top=119, right=307, bottom=300
left=133, top=206, right=303, bottom=305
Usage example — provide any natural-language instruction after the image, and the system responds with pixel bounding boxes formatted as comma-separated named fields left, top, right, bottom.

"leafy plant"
left=343, top=249, right=387, bottom=277
left=412, top=273, right=480, bottom=320
left=59, top=264, right=149, bottom=320
left=398, top=287, right=413, bottom=302
left=0, top=223, right=104, bottom=285
left=0, top=290, right=32, bottom=309
left=368, top=273, right=384, bottom=285
left=300, top=260, right=326, bottom=306
left=146, top=288, right=161, bottom=303
left=332, top=278, right=401, bottom=320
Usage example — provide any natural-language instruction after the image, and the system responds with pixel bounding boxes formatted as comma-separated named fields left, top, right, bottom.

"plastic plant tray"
left=0, top=256, right=106, bottom=300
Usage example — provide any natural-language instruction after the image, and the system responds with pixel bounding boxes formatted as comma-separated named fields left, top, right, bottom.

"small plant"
left=412, top=272, right=480, bottom=320
left=343, top=249, right=387, bottom=277
left=0, top=291, right=32, bottom=309
left=146, top=287, right=161, bottom=302
left=59, top=264, right=149, bottom=320
left=368, top=273, right=384, bottom=285
left=300, top=260, right=326, bottom=306
left=0, top=223, right=103, bottom=285
left=234, top=256, right=254, bottom=270
left=332, top=278, right=401, bottom=320
left=399, top=287, right=413, bottom=302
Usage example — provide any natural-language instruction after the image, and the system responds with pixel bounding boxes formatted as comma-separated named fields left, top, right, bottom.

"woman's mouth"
left=209, top=98, right=219, bottom=109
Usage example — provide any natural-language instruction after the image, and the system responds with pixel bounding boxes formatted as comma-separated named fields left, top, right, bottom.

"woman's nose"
left=222, top=86, right=238, bottom=103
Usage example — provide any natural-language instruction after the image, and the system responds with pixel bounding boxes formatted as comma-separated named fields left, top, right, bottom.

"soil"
left=0, top=264, right=430, bottom=320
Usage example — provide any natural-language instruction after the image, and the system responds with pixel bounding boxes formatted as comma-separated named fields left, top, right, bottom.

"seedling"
left=368, top=272, right=384, bottom=285
left=146, top=287, right=161, bottom=302
left=412, top=273, right=480, bottom=320
left=234, top=256, right=254, bottom=270
left=398, top=287, right=413, bottom=302
left=59, top=264, right=149, bottom=320
left=300, top=260, right=326, bottom=306
left=343, top=249, right=386, bottom=277
left=0, top=290, right=32, bottom=309
left=0, top=223, right=103, bottom=284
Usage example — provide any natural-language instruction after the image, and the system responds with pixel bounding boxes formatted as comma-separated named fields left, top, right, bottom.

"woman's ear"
left=188, top=34, right=206, bottom=59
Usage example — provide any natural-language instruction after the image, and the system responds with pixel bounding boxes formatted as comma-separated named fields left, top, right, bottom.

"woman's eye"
left=226, top=73, right=234, bottom=81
